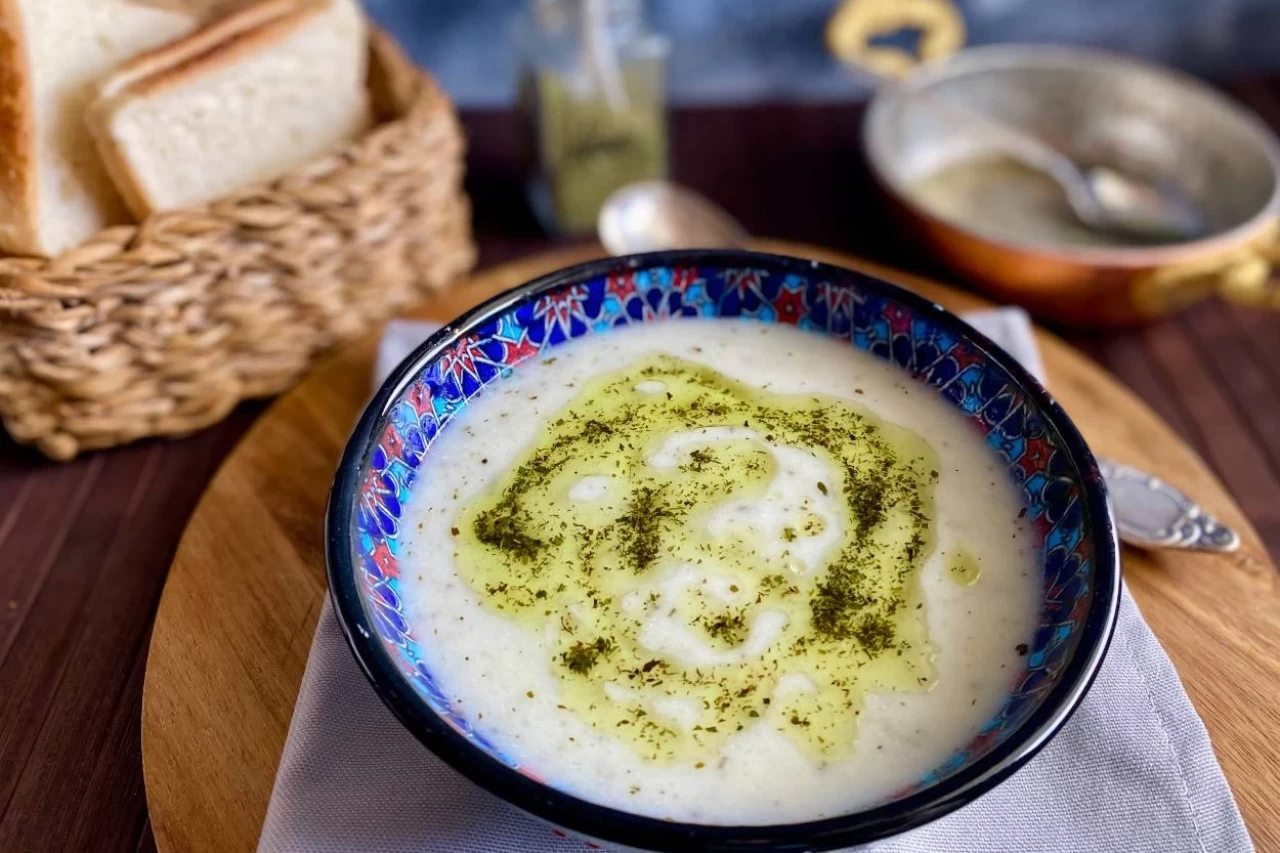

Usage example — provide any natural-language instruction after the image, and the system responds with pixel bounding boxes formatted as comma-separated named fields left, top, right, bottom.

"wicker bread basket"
left=0, top=29, right=476, bottom=460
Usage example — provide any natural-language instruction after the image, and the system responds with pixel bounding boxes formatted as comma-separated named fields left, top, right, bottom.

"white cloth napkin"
left=257, top=310, right=1253, bottom=853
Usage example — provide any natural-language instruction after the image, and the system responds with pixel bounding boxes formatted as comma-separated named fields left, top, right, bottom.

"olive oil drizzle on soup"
left=400, top=319, right=1038, bottom=824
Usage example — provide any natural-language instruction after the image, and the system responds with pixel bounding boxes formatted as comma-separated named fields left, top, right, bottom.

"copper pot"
left=862, top=45, right=1280, bottom=327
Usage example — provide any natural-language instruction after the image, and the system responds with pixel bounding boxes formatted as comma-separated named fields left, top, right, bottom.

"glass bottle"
left=522, top=0, right=670, bottom=234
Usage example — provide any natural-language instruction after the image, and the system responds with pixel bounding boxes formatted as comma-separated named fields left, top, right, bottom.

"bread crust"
left=87, top=0, right=330, bottom=218
left=133, top=0, right=327, bottom=99
left=0, top=0, right=38, bottom=255
left=0, top=0, right=199, bottom=256
left=97, top=0, right=301, bottom=99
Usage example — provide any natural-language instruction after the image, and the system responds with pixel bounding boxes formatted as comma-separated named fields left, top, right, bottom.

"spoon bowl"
left=915, top=91, right=1208, bottom=243
left=598, top=181, right=748, bottom=255
left=1082, top=165, right=1206, bottom=243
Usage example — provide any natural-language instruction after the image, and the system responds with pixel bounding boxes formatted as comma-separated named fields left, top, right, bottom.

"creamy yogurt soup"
left=399, top=318, right=1039, bottom=825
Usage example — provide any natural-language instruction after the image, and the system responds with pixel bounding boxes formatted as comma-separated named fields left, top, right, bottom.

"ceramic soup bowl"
left=326, top=250, right=1121, bottom=851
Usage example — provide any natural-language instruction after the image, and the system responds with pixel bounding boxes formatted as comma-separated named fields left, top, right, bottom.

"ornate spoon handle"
left=1098, top=458, right=1241, bottom=553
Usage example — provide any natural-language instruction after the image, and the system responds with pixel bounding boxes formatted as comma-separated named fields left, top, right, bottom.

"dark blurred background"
left=366, top=0, right=1280, bottom=106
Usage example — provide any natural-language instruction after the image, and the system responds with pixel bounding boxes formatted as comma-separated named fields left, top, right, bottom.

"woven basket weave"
left=0, top=29, right=476, bottom=460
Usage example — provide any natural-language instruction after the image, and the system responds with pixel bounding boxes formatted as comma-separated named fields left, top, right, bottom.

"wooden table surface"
left=3, top=94, right=1280, bottom=853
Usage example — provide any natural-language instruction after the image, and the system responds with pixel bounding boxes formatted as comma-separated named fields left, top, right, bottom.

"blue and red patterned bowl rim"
left=326, top=250, right=1121, bottom=852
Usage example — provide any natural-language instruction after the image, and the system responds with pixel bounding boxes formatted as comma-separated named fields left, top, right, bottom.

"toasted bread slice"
left=0, top=0, right=197, bottom=256
left=95, top=0, right=300, bottom=102
left=87, top=0, right=371, bottom=218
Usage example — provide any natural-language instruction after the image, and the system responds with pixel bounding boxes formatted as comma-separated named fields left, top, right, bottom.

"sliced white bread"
left=95, top=0, right=301, bottom=102
left=0, top=0, right=197, bottom=256
left=87, top=0, right=372, bottom=219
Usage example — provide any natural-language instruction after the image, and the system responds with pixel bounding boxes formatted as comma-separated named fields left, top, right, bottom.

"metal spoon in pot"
left=597, top=180, right=1239, bottom=552
left=916, top=94, right=1208, bottom=243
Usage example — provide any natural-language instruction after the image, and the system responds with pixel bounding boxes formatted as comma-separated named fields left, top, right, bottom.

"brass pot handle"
left=826, top=0, right=966, bottom=79
left=1134, top=219, right=1280, bottom=314
left=1216, top=219, right=1280, bottom=308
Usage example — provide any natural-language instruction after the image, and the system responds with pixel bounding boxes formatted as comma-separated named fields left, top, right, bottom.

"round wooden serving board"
left=143, top=241, right=1280, bottom=853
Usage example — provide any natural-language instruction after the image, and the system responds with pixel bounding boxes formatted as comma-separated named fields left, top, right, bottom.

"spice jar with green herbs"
left=523, top=0, right=669, bottom=233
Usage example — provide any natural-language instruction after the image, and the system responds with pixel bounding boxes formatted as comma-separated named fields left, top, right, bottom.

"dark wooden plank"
left=0, top=455, right=104, bottom=669
left=0, top=473, right=35, bottom=556
left=0, top=406, right=260, bottom=852
left=0, top=439, right=63, bottom=534
left=60, top=641, right=152, bottom=853
left=0, top=441, right=162, bottom=850
left=1142, top=316, right=1280, bottom=528
left=136, top=821, right=157, bottom=853
left=136, top=822, right=157, bottom=853
left=1226, top=303, right=1280, bottom=398
left=0, top=443, right=45, bottom=557
left=1066, top=327, right=1201, bottom=450
left=1182, top=301, right=1280, bottom=478
left=0, top=443, right=152, bottom=820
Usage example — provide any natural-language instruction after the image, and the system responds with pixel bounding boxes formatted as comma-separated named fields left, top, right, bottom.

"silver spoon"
left=919, top=96, right=1207, bottom=243
left=598, top=181, right=1239, bottom=553
left=598, top=182, right=750, bottom=254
